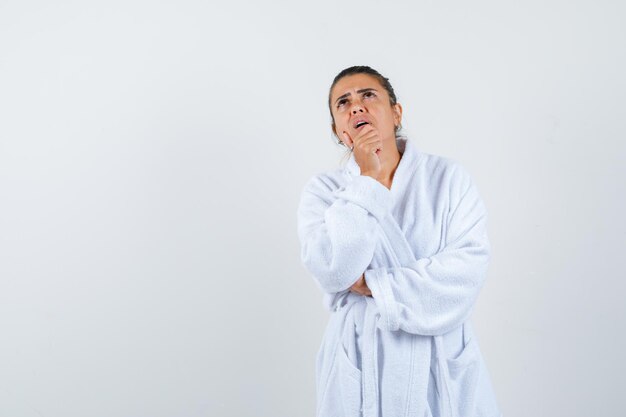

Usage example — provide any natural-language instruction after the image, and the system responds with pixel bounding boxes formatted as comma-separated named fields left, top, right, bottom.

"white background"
left=1, top=1, right=624, bottom=416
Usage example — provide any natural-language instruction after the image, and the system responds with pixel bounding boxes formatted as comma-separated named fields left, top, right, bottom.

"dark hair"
left=327, top=65, right=403, bottom=151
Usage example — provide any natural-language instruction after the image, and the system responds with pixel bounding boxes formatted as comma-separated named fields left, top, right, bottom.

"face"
left=330, top=73, right=402, bottom=145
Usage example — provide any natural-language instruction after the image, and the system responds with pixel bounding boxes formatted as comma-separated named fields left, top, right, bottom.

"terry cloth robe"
left=297, top=136, right=503, bottom=417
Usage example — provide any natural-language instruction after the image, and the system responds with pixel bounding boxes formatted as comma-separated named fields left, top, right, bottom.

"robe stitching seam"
left=377, top=221, right=402, bottom=329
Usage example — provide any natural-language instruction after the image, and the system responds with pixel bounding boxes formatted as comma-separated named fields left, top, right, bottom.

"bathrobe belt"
left=334, top=294, right=457, bottom=417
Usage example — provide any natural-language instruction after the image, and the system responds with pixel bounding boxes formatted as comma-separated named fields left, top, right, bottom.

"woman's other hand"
left=349, top=273, right=372, bottom=297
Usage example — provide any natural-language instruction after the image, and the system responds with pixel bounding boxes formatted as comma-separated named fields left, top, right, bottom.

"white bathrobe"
left=297, top=136, right=502, bottom=417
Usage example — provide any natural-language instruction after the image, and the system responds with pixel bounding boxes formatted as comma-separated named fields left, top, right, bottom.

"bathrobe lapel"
left=378, top=214, right=457, bottom=417
left=345, top=138, right=460, bottom=417
left=345, top=136, right=419, bottom=268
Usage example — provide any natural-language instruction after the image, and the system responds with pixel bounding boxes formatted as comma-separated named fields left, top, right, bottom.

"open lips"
left=353, top=119, right=372, bottom=130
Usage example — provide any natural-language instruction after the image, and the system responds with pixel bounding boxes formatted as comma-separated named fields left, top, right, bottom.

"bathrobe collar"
left=344, top=135, right=419, bottom=201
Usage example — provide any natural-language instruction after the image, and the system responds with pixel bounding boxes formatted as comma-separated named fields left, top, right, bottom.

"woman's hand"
left=342, top=124, right=382, bottom=178
left=349, top=273, right=372, bottom=297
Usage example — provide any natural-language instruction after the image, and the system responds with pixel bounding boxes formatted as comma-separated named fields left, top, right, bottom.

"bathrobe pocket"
left=445, top=331, right=481, bottom=417
left=317, top=343, right=363, bottom=417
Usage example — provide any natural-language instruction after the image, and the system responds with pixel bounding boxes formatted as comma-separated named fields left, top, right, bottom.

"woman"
left=297, top=66, right=502, bottom=417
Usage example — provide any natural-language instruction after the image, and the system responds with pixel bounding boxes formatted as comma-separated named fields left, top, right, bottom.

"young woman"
left=297, top=66, right=502, bottom=417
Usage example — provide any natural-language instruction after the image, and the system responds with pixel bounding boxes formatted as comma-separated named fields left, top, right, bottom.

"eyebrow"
left=334, top=88, right=378, bottom=105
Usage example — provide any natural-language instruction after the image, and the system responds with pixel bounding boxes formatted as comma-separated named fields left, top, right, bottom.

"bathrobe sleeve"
left=297, top=174, right=393, bottom=294
left=364, top=164, right=491, bottom=336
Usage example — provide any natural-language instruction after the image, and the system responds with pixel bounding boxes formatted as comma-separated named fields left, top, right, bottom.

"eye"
left=364, top=91, right=376, bottom=98
left=336, top=99, right=347, bottom=108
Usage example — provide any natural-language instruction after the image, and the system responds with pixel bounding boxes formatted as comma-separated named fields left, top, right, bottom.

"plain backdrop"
left=1, top=1, right=624, bottom=416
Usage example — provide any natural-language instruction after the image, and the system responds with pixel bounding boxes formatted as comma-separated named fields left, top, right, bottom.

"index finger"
left=341, top=131, right=354, bottom=148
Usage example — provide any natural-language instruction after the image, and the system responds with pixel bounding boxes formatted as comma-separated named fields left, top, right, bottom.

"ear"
left=393, top=103, right=403, bottom=126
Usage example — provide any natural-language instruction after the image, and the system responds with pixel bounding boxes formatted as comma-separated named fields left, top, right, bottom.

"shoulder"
left=414, top=151, right=474, bottom=191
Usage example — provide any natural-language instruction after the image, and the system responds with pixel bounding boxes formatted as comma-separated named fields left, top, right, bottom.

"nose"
left=349, top=95, right=365, bottom=114
left=351, top=103, right=364, bottom=114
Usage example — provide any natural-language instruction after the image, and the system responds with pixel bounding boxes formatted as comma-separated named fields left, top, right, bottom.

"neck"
left=376, top=138, right=402, bottom=184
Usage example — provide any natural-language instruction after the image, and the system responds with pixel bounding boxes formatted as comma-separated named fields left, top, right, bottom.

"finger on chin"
left=342, top=131, right=352, bottom=145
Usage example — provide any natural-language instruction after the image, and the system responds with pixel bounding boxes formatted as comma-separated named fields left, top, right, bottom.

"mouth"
left=354, top=120, right=371, bottom=130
